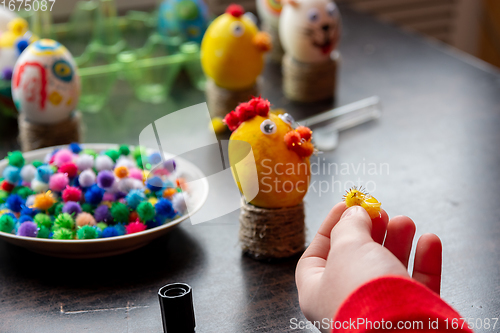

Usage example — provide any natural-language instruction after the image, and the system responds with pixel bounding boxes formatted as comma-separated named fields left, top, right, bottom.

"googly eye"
left=279, top=113, right=295, bottom=126
left=308, top=8, right=319, bottom=22
left=231, top=21, right=245, bottom=37
left=326, top=2, right=336, bottom=17
left=260, top=119, right=277, bottom=135
left=244, top=12, right=258, bottom=25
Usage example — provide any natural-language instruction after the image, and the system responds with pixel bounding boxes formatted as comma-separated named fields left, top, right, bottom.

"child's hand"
left=296, top=203, right=442, bottom=332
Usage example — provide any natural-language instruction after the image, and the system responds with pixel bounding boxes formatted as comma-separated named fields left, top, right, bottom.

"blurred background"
left=51, top=0, right=500, bottom=69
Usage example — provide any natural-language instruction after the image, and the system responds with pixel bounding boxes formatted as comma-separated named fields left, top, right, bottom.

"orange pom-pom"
left=176, top=178, right=188, bottom=191
left=75, top=212, right=96, bottom=227
left=114, top=165, right=129, bottom=179
left=296, top=126, right=312, bottom=141
left=284, top=131, right=301, bottom=149
left=33, top=192, right=56, bottom=211
left=163, top=188, right=177, bottom=199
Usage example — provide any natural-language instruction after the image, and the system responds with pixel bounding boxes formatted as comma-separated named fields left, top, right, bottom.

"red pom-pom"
left=296, top=126, right=312, bottom=141
left=126, top=220, right=147, bottom=234
left=285, top=130, right=314, bottom=158
left=223, top=111, right=241, bottom=131
left=62, top=186, right=82, bottom=202
left=284, top=131, right=301, bottom=149
left=235, top=103, right=256, bottom=122
left=129, top=211, right=139, bottom=223
left=1, top=180, right=14, bottom=192
left=226, top=4, right=244, bottom=17
left=255, top=100, right=270, bottom=117
left=59, top=163, right=78, bottom=178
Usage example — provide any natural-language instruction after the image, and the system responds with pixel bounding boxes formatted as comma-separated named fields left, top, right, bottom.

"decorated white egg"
left=279, top=0, right=341, bottom=63
left=11, top=39, right=81, bottom=124
left=256, top=0, right=282, bottom=28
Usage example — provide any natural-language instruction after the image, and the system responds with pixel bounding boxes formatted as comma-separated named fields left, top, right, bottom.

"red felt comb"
left=226, top=4, right=245, bottom=17
left=223, top=97, right=271, bottom=131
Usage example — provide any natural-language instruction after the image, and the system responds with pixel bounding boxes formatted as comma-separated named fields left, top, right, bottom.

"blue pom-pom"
left=84, top=185, right=104, bottom=205
left=149, top=152, right=162, bottom=165
left=3, top=166, right=21, bottom=184
left=16, top=39, right=29, bottom=54
left=36, top=165, right=53, bottom=183
left=7, top=194, right=24, bottom=213
left=69, top=142, right=82, bottom=154
left=114, top=223, right=126, bottom=236
left=146, top=176, right=163, bottom=192
left=101, top=226, right=119, bottom=238
left=146, top=218, right=162, bottom=229
left=125, top=189, right=145, bottom=209
left=18, top=215, right=32, bottom=223
left=20, top=205, right=39, bottom=217
left=155, top=198, right=176, bottom=218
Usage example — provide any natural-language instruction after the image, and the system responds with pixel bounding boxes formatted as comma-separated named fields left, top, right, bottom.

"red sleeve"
left=331, top=276, right=473, bottom=332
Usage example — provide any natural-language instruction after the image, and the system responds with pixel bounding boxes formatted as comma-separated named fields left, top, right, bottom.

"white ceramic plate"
left=0, top=144, right=208, bottom=258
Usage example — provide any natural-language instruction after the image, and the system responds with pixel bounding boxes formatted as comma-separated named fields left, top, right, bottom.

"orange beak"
left=253, top=31, right=272, bottom=53
left=284, top=126, right=314, bottom=158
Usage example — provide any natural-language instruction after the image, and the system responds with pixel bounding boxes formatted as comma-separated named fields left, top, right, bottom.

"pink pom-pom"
left=75, top=212, right=97, bottom=227
left=49, top=173, right=69, bottom=192
left=102, top=192, right=115, bottom=202
left=125, top=220, right=147, bottom=234
left=59, top=163, right=78, bottom=178
left=52, top=149, right=74, bottom=167
left=119, top=198, right=127, bottom=204
left=62, top=186, right=82, bottom=202
left=129, top=168, right=143, bottom=181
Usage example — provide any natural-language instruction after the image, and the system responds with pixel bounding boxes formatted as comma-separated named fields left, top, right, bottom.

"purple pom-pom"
left=2, top=67, right=13, bottom=80
left=94, top=205, right=112, bottom=223
left=97, top=170, right=115, bottom=189
left=62, top=201, right=82, bottom=216
left=164, top=159, right=176, bottom=173
left=17, top=221, right=38, bottom=237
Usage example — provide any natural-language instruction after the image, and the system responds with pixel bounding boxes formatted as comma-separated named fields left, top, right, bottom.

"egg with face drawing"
left=279, top=0, right=341, bottom=63
left=11, top=39, right=80, bottom=124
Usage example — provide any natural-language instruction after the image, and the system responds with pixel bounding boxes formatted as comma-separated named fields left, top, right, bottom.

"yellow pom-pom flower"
left=343, top=187, right=381, bottom=219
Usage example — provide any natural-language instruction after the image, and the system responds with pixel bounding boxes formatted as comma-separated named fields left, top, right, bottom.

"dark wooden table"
left=1, top=6, right=500, bottom=333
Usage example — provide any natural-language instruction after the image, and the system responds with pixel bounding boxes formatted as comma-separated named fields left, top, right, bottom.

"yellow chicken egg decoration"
left=11, top=39, right=80, bottom=124
left=225, top=97, right=314, bottom=208
left=201, top=4, right=272, bottom=90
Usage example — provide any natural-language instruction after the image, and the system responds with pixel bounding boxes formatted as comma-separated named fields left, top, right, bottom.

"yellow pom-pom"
left=343, top=187, right=381, bottom=219
left=114, top=165, right=129, bottom=179
left=33, top=191, right=56, bottom=211
left=148, top=197, right=158, bottom=206
left=211, top=117, right=227, bottom=134
left=8, top=18, right=28, bottom=36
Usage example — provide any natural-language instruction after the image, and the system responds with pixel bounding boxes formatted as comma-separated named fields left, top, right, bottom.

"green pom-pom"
left=119, top=145, right=130, bottom=156
left=13, top=186, right=33, bottom=199
left=81, top=203, right=94, bottom=214
left=8, top=151, right=24, bottom=168
left=105, top=149, right=120, bottom=162
left=52, top=228, right=73, bottom=240
left=0, top=190, right=8, bottom=204
left=34, top=213, right=52, bottom=229
left=96, top=222, right=107, bottom=231
left=110, top=202, right=129, bottom=223
left=136, top=155, right=144, bottom=169
left=54, top=213, right=75, bottom=230
left=132, top=146, right=146, bottom=160
left=82, top=149, right=97, bottom=157
left=77, top=225, right=98, bottom=239
left=137, top=201, right=155, bottom=222
left=48, top=202, right=64, bottom=216
left=49, top=165, right=58, bottom=173
left=0, top=214, right=15, bottom=233
left=32, top=160, right=43, bottom=168
left=37, top=225, right=51, bottom=238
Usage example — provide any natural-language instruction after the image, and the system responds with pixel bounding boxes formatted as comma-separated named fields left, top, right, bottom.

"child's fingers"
left=330, top=206, right=374, bottom=248
left=317, top=202, right=348, bottom=238
left=412, top=233, right=442, bottom=295
left=371, top=209, right=389, bottom=245
left=383, top=216, right=416, bottom=268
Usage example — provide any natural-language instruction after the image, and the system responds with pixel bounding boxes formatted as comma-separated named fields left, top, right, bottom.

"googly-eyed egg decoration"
left=279, top=0, right=341, bottom=63
left=11, top=39, right=80, bottom=124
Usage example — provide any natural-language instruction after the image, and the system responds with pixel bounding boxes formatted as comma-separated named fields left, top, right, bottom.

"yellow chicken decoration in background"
left=225, top=97, right=314, bottom=208
left=201, top=4, right=272, bottom=90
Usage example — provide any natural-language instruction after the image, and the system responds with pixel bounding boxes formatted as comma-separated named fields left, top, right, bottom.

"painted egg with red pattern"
left=11, top=39, right=80, bottom=124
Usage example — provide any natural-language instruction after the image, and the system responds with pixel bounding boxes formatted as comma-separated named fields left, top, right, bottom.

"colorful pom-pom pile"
left=0, top=144, right=188, bottom=240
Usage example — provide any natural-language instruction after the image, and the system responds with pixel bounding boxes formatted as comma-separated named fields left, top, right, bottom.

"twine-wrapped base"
left=262, top=21, right=284, bottom=63
left=18, top=111, right=82, bottom=152
left=205, top=79, right=258, bottom=118
left=239, top=199, right=305, bottom=260
left=282, top=52, right=340, bottom=103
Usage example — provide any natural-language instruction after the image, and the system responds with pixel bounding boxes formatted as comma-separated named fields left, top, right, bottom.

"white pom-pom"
left=79, top=169, right=96, bottom=188
left=25, top=194, right=36, bottom=207
left=172, top=192, right=188, bottom=214
left=76, top=154, right=94, bottom=171
left=20, top=165, right=36, bottom=182
left=31, top=178, right=49, bottom=193
left=95, top=155, right=114, bottom=171
left=44, top=152, right=52, bottom=163
left=118, top=178, right=144, bottom=193
left=115, top=156, right=135, bottom=169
